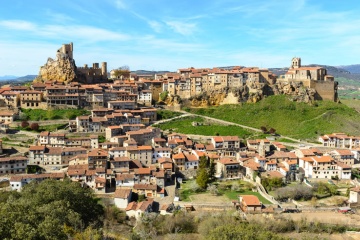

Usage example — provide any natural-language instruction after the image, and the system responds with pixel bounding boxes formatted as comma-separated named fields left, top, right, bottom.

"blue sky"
left=1, top=0, right=360, bottom=76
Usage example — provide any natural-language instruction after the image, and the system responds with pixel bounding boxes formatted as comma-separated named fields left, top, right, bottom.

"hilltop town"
left=1, top=43, right=360, bottom=237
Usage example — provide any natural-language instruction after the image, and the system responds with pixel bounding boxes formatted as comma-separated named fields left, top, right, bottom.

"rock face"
left=34, top=56, right=77, bottom=83
left=165, top=81, right=317, bottom=107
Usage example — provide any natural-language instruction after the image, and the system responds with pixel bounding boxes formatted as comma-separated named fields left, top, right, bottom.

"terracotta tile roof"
left=207, top=153, right=220, bottom=159
left=125, top=201, right=137, bottom=211
left=95, top=177, right=106, bottom=183
left=137, top=168, right=151, bottom=175
left=133, top=183, right=157, bottom=190
left=205, top=144, right=215, bottom=151
left=222, top=136, right=240, bottom=141
left=219, top=158, right=239, bottom=165
left=114, top=156, right=130, bottom=162
left=184, top=153, right=198, bottom=162
left=158, top=157, right=172, bottom=163
left=114, top=188, right=132, bottom=199
left=195, top=144, right=205, bottom=148
left=153, top=170, right=165, bottom=178
left=240, top=195, right=261, bottom=206
left=162, top=163, right=172, bottom=169
left=266, top=171, right=284, bottom=178
left=154, top=147, right=171, bottom=152
left=137, top=146, right=152, bottom=151
left=29, top=145, right=45, bottom=151
left=213, top=136, right=223, bottom=143
left=46, top=147, right=63, bottom=155
left=153, top=138, right=166, bottom=142
left=337, top=161, right=351, bottom=169
left=172, top=153, right=185, bottom=159
left=115, top=173, right=134, bottom=180
left=302, top=155, right=333, bottom=163
left=335, top=149, right=354, bottom=156
left=88, top=149, right=108, bottom=157
left=39, top=131, right=50, bottom=136
left=67, top=169, right=86, bottom=176
left=0, top=156, right=27, bottom=162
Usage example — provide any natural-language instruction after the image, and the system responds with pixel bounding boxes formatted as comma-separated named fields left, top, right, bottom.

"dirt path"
left=299, top=111, right=330, bottom=125
left=153, top=110, right=315, bottom=144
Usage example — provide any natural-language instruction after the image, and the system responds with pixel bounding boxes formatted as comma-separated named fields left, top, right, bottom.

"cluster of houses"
left=1, top=129, right=360, bottom=216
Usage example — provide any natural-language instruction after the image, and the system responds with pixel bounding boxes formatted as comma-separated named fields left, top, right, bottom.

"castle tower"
left=291, top=57, right=301, bottom=69
left=101, top=62, right=107, bottom=76
left=60, top=42, right=73, bottom=59
left=93, top=63, right=99, bottom=69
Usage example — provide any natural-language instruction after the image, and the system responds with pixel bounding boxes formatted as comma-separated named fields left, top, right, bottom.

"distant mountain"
left=0, top=75, right=18, bottom=80
left=269, top=65, right=360, bottom=81
left=14, top=75, right=37, bottom=81
left=131, top=70, right=170, bottom=76
left=0, top=75, right=37, bottom=82
left=337, top=64, right=360, bottom=74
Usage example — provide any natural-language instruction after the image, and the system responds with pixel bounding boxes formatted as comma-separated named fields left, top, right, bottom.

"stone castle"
left=278, top=57, right=338, bottom=101
left=35, top=42, right=108, bottom=84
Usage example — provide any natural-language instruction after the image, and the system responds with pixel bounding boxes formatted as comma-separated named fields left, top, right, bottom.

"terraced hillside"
left=186, top=95, right=360, bottom=140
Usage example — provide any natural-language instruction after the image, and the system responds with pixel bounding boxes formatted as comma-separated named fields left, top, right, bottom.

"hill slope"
left=187, top=95, right=360, bottom=140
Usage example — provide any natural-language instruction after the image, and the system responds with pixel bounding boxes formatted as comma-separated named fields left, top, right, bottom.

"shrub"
left=21, top=121, right=29, bottom=128
left=207, top=184, right=219, bottom=196
left=30, top=123, right=39, bottom=131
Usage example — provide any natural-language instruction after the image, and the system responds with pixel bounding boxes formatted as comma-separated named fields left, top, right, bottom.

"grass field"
left=15, top=123, right=67, bottom=133
left=154, top=116, right=253, bottom=138
left=20, top=108, right=90, bottom=121
left=156, top=109, right=183, bottom=120
left=225, top=191, right=272, bottom=204
left=185, top=95, right=360, bottom=140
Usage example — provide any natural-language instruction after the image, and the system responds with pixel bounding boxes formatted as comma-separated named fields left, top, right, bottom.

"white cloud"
left=114, top=0, right=127, bottom=9
left=165, top=21, right=197, bottom=36
left=148, top=20, right=162, bottom=33
left=0, top=20, right=130, bottom=42
left=0, top=20, right=36, bottom=31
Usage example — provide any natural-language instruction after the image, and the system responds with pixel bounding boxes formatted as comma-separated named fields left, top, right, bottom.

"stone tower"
left=101, top=62, right=107, bottom=76
left=60, top=42, right=73, bottom=60
left=291, top=57, right=301, bottom=69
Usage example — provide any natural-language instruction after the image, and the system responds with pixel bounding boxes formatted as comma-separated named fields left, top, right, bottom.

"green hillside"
left=186, top=95, right=360, bottom=140
left=154, top=116, right=253, bottom=138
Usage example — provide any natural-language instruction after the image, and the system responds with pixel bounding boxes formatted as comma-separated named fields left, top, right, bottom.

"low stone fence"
left=178, top=202, right=234, bottom=211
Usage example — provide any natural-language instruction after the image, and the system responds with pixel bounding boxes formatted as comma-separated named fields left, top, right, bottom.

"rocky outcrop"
left=34, top=55, right=77, bottom=83
left=271, top=82, right=316, bottom=103
left=166, top=82, right=317, bottom=107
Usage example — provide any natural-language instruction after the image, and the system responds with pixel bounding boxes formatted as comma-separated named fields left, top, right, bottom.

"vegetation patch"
left=154, top=116, right=253, bottom=138
left=15, top=123, right=68, bottom=132
left=156, top=109, right=182, bottom=120
left=20, top=108, right=90, bottom=121
left=186, top=95, right=360, bottom=140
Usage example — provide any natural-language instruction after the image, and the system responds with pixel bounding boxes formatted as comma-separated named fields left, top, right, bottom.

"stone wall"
left=311, top=80, right=337, bottom=101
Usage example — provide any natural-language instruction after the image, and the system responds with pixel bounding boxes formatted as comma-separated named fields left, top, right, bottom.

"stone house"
left=0, top=111, right=16, bottom=123
left=126, top=200, right=154, bottom=220
left=28, top=145, right=46, bottom=165
left=133, top=183, right=158, bottom=198
left=116, top=173, right=135, bottom=187
left=330, top=149, right=355, bottom=166
left=20, top=90, right=43, bottom=109
left=216, top=158, right=241, bottom=179
left=114, top=188, right=133, bottom=209
left=172, top=153, right=186, bottom=171
left=239, top=195, right=262, bottom=212
left=0, top=156, right=27, bottom=175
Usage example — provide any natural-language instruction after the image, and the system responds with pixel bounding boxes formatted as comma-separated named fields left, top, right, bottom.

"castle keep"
left=36, top=42, right=108, bottom=84
left=59, top=42, right=108, bottom=83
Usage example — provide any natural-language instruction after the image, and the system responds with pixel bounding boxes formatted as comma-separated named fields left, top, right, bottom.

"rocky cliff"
left=165, top=82, right=316, bottom=107
left=34, top=55, right=77, bottom=83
